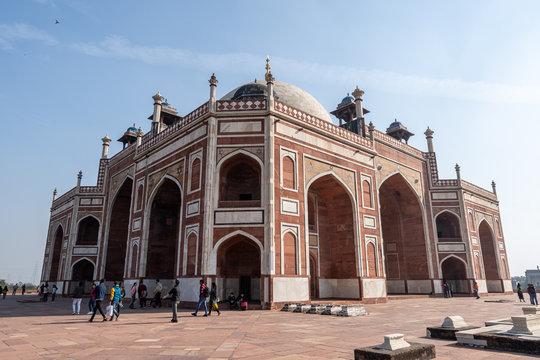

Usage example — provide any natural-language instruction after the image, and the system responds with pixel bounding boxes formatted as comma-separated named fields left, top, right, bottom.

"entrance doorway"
left=216, top=234, right=261, bottom=302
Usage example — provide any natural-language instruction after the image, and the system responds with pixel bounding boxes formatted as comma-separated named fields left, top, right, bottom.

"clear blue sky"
left=1, top=0, right=539, bottom=283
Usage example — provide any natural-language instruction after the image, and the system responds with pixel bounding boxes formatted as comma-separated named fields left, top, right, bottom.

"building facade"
left=41, top=67, right=512, bottom=307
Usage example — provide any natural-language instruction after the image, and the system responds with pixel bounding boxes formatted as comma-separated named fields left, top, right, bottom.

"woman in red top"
left=87, top=283, right=96, bottom=314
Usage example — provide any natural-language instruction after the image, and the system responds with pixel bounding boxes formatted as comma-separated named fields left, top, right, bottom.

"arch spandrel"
left=147, top=160, right=185, bottom=200
left=304, top=157, right=356, bottom=197
left=217, top=146, right=264, bottom=164
left=110, top=166, right=135, bottom=196
left=77, top=212, right=102, bottom=222
left=375, top=157, right=423, bottom=200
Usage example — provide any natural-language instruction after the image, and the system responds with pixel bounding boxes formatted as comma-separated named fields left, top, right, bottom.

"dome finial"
left=265, top=55, right=271, bottom=74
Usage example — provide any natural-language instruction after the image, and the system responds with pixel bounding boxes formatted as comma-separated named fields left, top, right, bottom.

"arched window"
left=190, top=158, right=201, bottom=192
left=362, top=180, right=372, bottom=208
left=283, top=232, right=297, bottom=275
left=436, top=211, right=461, bottom=242
left=282, top=156, right=295, bottom=189
left=367, top=242, right=377, bottom=276
left=219, top=154, right=261, bottom=208
left=76, top=217, right=99, bottom=245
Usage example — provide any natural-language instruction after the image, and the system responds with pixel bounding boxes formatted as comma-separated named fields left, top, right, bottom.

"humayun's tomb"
left=41, top=61, right=512, bottom=307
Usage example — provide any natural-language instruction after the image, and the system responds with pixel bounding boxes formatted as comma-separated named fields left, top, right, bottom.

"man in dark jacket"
left=163, top=279, right=180, bottom=323
left=138, top=279, right=147, bottom=308
left=89, top=279, right=107, bottom=322
left=72, top=281, right=84, bottom=315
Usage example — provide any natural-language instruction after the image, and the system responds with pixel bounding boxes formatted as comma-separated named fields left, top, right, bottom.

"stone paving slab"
left=0, top=294, right=537, bottom=359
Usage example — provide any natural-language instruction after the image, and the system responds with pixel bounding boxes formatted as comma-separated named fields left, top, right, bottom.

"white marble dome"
left=221, top=80, right=333, bottom=123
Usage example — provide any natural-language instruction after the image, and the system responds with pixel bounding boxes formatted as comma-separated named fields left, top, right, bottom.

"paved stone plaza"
left=0, top=294, right=535, bottom=359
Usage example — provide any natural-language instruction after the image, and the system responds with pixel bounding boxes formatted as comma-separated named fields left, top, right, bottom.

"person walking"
left=72, top=282, right=84, bottom=315
left=51, top=284, right=58, bottom=302
left=138, top=280, right=147, bottom=308
left=43, top=282, right=49, bottom=302
left=87, top=283, right=96, bottom=314
left=109, top=281, right=122, bottom=321
left=473, top=281, right=480, bottom=299
left=151, top=279, right=163, bottom=308
left=39, top=283, right=44, bottom=299
left=442, top=281, right=448, bottom=298
left=191, top=279, right=209, bottom=317
left=162, top=279, right=180, bottom=323
left=89, top=279, right=107, bottom=322
left=527, top=284, right=538, bottom=305
left=21, top=284, right=26, bottom=296
left=207, top=282, right=220, bottom=316
left=517, top=283, right=526, bottom=303
left=12, top=284, right=18, bottom=296
left=129, top=282, right=137, bottom=309
left=2, top=286, right=7, bottom=299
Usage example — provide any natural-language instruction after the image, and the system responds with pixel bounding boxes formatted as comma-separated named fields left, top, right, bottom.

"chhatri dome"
left=220, top=80, right=333, bottom=123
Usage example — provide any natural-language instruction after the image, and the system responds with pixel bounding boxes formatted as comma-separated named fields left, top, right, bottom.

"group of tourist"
left=2, top=283, right=27, bottom=299
left=516, top=283, right=538, bottom=305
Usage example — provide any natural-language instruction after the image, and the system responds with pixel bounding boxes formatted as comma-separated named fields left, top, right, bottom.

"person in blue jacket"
left=109, top=281, right=123, bottom=321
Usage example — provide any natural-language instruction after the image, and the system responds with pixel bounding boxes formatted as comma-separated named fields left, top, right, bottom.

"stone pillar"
left=136, top=128, right=143, bottom=147
left=491, top=180, right=497, bottom=195
left=101, top=135, right=111, bottom=158
left=352, top=86, right=365, bottom=136
left=265, top=62, right=276, bottom=280
left=209, top=73, right=218, bottom=112
left=455, top=164, right=461, bottom=187
left=52, top=188, right=57, bottom=201
left=368, top=121, right=375, bottom=141
left=424, top=127, right=434, bottom=153
left=151, top=91, right=164, bottom=136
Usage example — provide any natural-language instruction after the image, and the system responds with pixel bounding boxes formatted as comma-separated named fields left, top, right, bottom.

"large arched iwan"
left=104, top=178, right=133, bottom=281
left=146, top=178, right=181, bottom=279
left=478, top=220, right=502, bottom=292
left=379, top=174, right=430, bottom=294
left=49, top=226, right=64, bottom=281
left=307, top=174, right=357, bottom=299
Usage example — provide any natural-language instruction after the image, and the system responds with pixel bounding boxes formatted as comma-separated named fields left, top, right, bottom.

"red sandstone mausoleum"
left=41, top=64, right=512, bottom=307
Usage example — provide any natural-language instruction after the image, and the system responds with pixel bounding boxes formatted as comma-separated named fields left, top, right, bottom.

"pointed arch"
left=435, top=210, right=462, bottom=242
left=143, top=175, right=183, bottom=279
left=215, top=150, right=263, bottom=208
left=478, top=219, right=502, bottom=292
left=76, top=215, right=101, bottom=245
left=305, top=172, right=360, bottom=299
left=49, top=224, right=65, bottom=281
left=103, top=176, right=133, bottom=281
left=378, top=172, right=430, bottom=294
left=440, top=254, right=469, bottom=293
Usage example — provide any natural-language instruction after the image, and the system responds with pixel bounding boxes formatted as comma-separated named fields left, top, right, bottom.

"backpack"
left=203, top=286, right=209, bottom=298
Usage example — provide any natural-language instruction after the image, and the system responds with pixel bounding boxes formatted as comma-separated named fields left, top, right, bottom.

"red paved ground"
left=0, top=294, right=535, bottom=359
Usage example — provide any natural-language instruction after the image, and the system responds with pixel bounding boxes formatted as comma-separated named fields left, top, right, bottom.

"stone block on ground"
left=522, top=306, right=540, bottom=315
left=355, top=334, right=435, bottom=360
left=426, top=315, right=478, bottom=340
left=293, top=304, right=311, bottom=313
left=307, top=304, right=328, bottom=314
left=455, top=324, right=511, bottom=347
left=281, top=303, right=295, bottom=312
left=337, top=305, right=368, bottom=317
left=321, top=304, right=342, bottom=315
left=504, top=315, right=540, bottom=335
